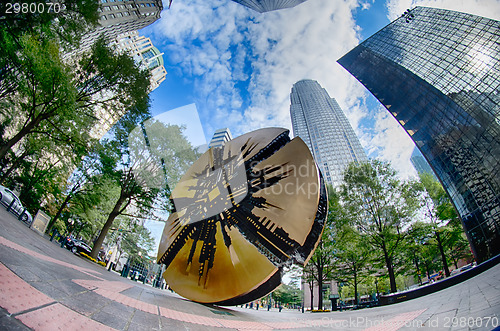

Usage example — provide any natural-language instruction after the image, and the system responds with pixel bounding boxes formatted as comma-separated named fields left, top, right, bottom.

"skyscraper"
left=338, top=7, right=500, bottom=262
left=208, top=128, right=233, bottom=148
left=70, top=0, right=163, bottom=56
left=410, top=147, right=437, bottom=180
left=232, top=0, right=308, bottom=13
left=89, top=30, right=167, bottom=140
left=290, top=79, right=367, bottom=188
left=111, top=31, right=167, bottom=91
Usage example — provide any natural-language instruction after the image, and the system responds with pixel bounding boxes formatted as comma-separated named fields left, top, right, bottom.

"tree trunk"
left=47, top=193, right=73, bottom=232
left=435, top=230, right=450, bottom=277
left=414, top=251, right=422, bottom=285
left=415, top=258, right=422, bottom=285
left=353, top=263, right=358, bottom=305
left=0, top=114, right=44, bottom=161
left=0, top=148, right=30, bottom=184
left=309, top=281, right=314, bottom=310
left=382, top=243, right=397, bottom=293
left=317, top=266, right=323, bottom=310
left=90, top=194, right=126, bottom=259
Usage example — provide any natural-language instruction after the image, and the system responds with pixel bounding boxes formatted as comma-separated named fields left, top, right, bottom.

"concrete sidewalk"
left=0, top=208, right=499, bottom=330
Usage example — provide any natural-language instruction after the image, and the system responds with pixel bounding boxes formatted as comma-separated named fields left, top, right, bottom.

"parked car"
left=459, top=263, right=475, bottom=272
left=65, top=238, right=92, bottom=255
left=0, top=185, right=32, bottom=224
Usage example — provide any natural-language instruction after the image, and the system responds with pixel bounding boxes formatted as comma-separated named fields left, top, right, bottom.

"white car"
left=0, top=185, right=32, bottom=224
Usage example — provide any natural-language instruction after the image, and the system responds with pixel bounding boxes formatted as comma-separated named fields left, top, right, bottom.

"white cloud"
left=147, top=0, right=497, bottom=182
left=149, top=0, right=371, bottom=144
left=239, top=0, right=365, bottom=134
left=386, top=0, right=500, bottom=21
left=366, top=106, right=417, bottom=178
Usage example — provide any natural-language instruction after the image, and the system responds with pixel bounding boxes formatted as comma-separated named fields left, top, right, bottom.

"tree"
left=331, top=224, right=371, bottom=306
left=302, top=262, right=316, bottom=310
left=416, top=172, right=467, bottom=277
left=47, top=143, right=110, bottom=231
left=404, top=221, right=432, bottom=285
left=328, top=188, right=372, bottom=305
left=272, top=284, right=301, bottom=307
left=0, top=33, right=153, bottom=228
left=303, top=187, right=337, bottom=310
left=89, top=117, right=200, bottom=259
left=341, top=160, right=420, bottom=293
left=0, top=34, right=150, bottom=163
left=71, top=176, right=121, bottom=240
left=14, top=152, right=62, bottom=214
left=0, top=0, right=100, bottom=100
left=118, top=223, right=156, bottom=266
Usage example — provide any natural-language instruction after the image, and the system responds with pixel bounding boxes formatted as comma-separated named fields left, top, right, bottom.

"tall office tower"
left=208, top=128, right=233, bottom=148
left=89, top=31, right=167, bottom=140
left=290, top=79, right=367, bottom=188
left=338, top=7, right=500, bottom=262
left=111, top=31, right=167, bottom=91
left=232, top=0, right=308, bottom=13
left=71, top=0, right=162, bottom=56
left=410, top=147, right=437, bottom=180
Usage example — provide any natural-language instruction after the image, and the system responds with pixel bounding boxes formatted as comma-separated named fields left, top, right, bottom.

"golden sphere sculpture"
left=157, top=128, right=327, bottom=305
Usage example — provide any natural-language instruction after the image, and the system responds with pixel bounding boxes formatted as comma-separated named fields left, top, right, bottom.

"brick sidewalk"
left=0, top=208, right=499, bottom=330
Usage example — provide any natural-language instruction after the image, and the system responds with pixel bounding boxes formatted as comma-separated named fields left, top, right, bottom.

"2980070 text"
left=443, top=316, right=498, bottom=328
left=5, top=2, right=62, bottom=14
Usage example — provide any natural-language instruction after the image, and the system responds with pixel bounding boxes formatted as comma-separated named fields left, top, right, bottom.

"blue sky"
left=139, top=0, right=500, bottom=254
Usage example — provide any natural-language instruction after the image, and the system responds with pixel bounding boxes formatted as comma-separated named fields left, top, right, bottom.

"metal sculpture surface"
left=157, top=128, right=327, bottom=304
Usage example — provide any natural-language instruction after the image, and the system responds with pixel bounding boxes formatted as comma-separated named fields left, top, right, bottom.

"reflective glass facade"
left=338, top=7, right=500, bottom=262
left=290, top=79, right=367, bottom=188
left=410, top=147, right=437, bottom=180
left=232, top=0, right=307, bottom=13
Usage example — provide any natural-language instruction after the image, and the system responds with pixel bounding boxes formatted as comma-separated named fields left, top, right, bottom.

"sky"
left=139, top=0, right=500, bottom=255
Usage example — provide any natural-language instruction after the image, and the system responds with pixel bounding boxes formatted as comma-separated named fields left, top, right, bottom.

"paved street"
left=0, top=208, right=499, bottom=331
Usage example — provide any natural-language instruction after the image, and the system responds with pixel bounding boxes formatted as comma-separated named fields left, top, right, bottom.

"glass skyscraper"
left=232, top=0, right=308, bottom=13
left=338, top=7, right=500, bottom=263
left=290, top=79, right=367, bottom=188
left=410, top=147, right=437, bottom=180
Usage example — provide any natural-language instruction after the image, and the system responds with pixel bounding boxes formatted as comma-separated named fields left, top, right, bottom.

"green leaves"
left=339, top=160, right=421, bottom=293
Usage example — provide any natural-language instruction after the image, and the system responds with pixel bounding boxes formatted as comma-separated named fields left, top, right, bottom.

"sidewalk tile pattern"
left=0, top=236, right=103, bottom=280
left=364, top=309, right=427, bottom=331
left=1, top=234, right=429, bottom=330
left=0, top=263, right=54, bottom=314
left=0, top=262, right=115, bottom=330
left=16, top=303, right=116, bottom=331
